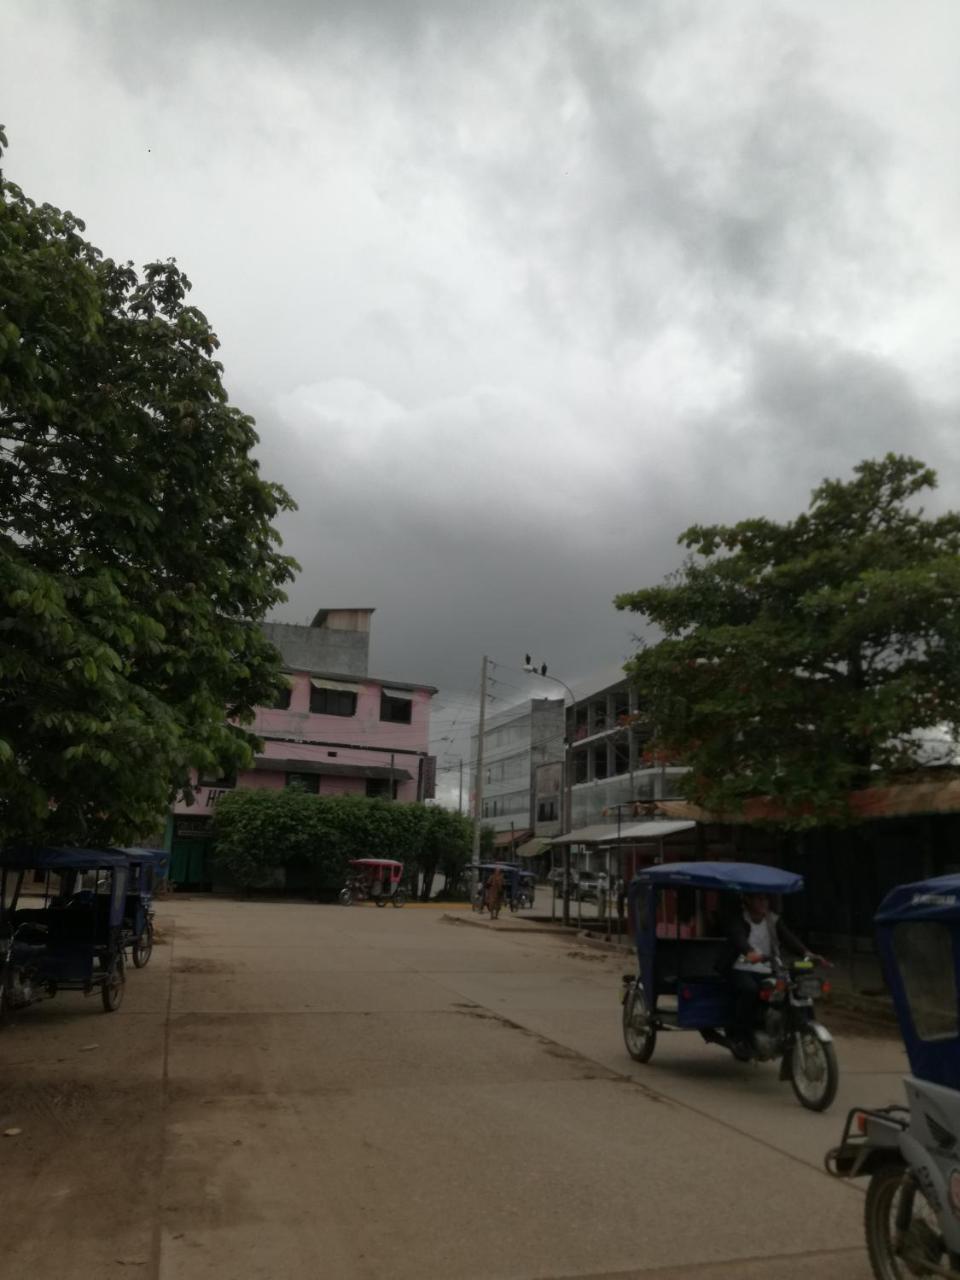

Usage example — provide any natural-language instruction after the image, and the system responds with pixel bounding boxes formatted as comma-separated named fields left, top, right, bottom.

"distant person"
left=484, top=866, right=505, bottom=920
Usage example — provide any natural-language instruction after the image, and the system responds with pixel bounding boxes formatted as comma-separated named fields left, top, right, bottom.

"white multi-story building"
left=469, top=698, right=565, bottom=842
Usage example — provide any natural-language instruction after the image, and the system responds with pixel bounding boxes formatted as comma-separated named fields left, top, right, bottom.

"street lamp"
left=523, top=655, right=577, bottom=926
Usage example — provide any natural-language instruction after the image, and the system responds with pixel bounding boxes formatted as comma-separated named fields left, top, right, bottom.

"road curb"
left=440, top=913, right=571, bottom=935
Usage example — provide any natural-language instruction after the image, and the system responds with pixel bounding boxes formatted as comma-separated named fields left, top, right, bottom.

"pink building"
left=168, top=608, right=437, bottom=885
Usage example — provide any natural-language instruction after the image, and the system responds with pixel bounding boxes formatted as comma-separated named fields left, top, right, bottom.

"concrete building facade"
left=469, top=697, right=565, bottom=845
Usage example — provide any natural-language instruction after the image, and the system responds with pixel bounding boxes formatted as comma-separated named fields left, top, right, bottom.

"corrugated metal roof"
left=656, top=776, right=960, bottom=825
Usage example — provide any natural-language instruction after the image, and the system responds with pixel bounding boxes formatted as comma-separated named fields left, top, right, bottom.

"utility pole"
left=470, top=656, right=489, bottom=900
left=458, top=758, right=464, bottom=815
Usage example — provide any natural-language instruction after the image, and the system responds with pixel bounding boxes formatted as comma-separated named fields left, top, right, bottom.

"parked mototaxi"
left=0, top=847, right=130, bottom=1018
left=118, top=847, right=168, bottom=968
left=339, top=858, right=406, bottom=907
left=827, top=873, right=960, bottom=1278
left=622, top=860, right=838, bottom=1111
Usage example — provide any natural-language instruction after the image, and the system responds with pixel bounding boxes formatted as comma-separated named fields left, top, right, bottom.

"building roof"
left=656, top=773, right=960, bottom=825
left=280, top=668, right=438, bottom=695
left=252, top=757, right=412, bottom=782
left=491, top=828, right=533, bottom=847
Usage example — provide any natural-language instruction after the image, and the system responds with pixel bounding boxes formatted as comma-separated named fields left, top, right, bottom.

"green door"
left=170, top=838, right=210, bottom=888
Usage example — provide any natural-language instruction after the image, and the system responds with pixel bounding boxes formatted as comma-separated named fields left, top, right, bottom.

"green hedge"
left=211, top=788, right=473, bottom=894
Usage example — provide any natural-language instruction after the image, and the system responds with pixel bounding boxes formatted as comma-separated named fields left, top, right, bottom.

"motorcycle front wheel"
left=789, top=1028, right=838, bottom=1111
left=865, top=1163, right=956, bottom=1279
left=622, top=983, right=657, bottom=1063
left=337, top=888, right=353, bottom=906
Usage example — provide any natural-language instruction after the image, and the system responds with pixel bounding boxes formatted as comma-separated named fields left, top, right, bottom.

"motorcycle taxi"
left=827, top=872, right=960, bottom=1278
left=621, top=860, right=838, bottom=1111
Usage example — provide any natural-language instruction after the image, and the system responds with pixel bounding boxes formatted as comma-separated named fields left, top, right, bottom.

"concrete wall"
left=261, top=621, right=370, bottom=678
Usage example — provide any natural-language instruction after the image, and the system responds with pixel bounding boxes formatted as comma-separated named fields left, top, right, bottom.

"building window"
left=365, top=777, right=397, bottom=799
left=270, top=685, right=292, bottom=710
left=592, top=744, right=609, bottom=780
left=198, top=767, right=236, bottom=788
left=380, top=692, right=412, bottom=724
left=613, top=739, right=630, bottom=775
left=286, top=773, right=320, bottom=793
left=573, top=751, right=588, bottom=784
left=537, top=799, right=557, bottom=822
left=310, top=686, right=357, bottom=717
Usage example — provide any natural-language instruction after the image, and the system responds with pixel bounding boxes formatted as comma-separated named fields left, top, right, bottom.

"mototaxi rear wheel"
left=132, top=920, right=154, bottom=968
left=392, top=891, right=405, bottom=907
left=622, top=982, right=657, bottom=1064
left=101, top=953, right=125, bottom=1012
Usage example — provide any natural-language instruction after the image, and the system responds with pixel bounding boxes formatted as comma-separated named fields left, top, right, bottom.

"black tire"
left=101, top=953, right=125, bottom=1013
left=865, top=1162, right=948, bottom=1280
left=789, top=1029, right=838, bottom=1111
left=338, top=888, right=352, bottom=906
left=132, top=921, right=154, bottom=969
left=392, top=891, right=406, bottom=908
left=622, top=982, right=657, bottom=1063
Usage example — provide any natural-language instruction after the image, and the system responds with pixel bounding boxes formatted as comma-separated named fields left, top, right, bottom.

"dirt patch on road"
left=173, top=957, right=234, bottom=975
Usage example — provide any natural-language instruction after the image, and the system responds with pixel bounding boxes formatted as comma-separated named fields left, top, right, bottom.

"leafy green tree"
left=0, top=127, right=296, bottom=845
left=616, top=455, right=960, bottom=826
left=418, top=805, right=473, bottom=900
left=211, top=790, right=474, bottom=894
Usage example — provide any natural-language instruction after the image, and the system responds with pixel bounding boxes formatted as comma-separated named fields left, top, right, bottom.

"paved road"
left=0, top=899, right=907, bottom=1279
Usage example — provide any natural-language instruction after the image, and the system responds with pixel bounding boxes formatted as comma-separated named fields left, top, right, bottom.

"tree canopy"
left=616, top=455, right=960, bottom=826
left=0, top=127, right=297, bottom=845
left=211, top=790, right=474, bottom=895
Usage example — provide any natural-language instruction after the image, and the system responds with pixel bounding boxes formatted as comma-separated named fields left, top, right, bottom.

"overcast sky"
left=5, top=1, right=960, bottom=789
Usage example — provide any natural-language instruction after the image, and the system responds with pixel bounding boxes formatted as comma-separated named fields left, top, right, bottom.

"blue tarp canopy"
left=875, top=874, right=960, bottom=924
left=634, top=860, right=804, bottom=895
left=0, top=847, right=130, bottom=872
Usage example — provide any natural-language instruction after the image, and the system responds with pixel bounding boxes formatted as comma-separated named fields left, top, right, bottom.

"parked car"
left=546, top=868, right=609, bottom=902
left=575, top=871, right=608, bottom=902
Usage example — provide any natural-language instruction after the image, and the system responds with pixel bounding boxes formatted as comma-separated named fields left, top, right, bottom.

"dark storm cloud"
left=5, top=0, right=960, bottom=731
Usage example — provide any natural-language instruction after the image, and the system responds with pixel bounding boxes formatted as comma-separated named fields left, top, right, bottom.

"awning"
left=382, top=687, right=413, bottom=700
left=550, top=820, right=695, bottom=846
left=491, top=828, right=533, bottom=847
left=517, top=837, right=550, bottom=858
left=310, top=678, right=359, bottom=693
left=252, top=757, right=412, bottom=781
